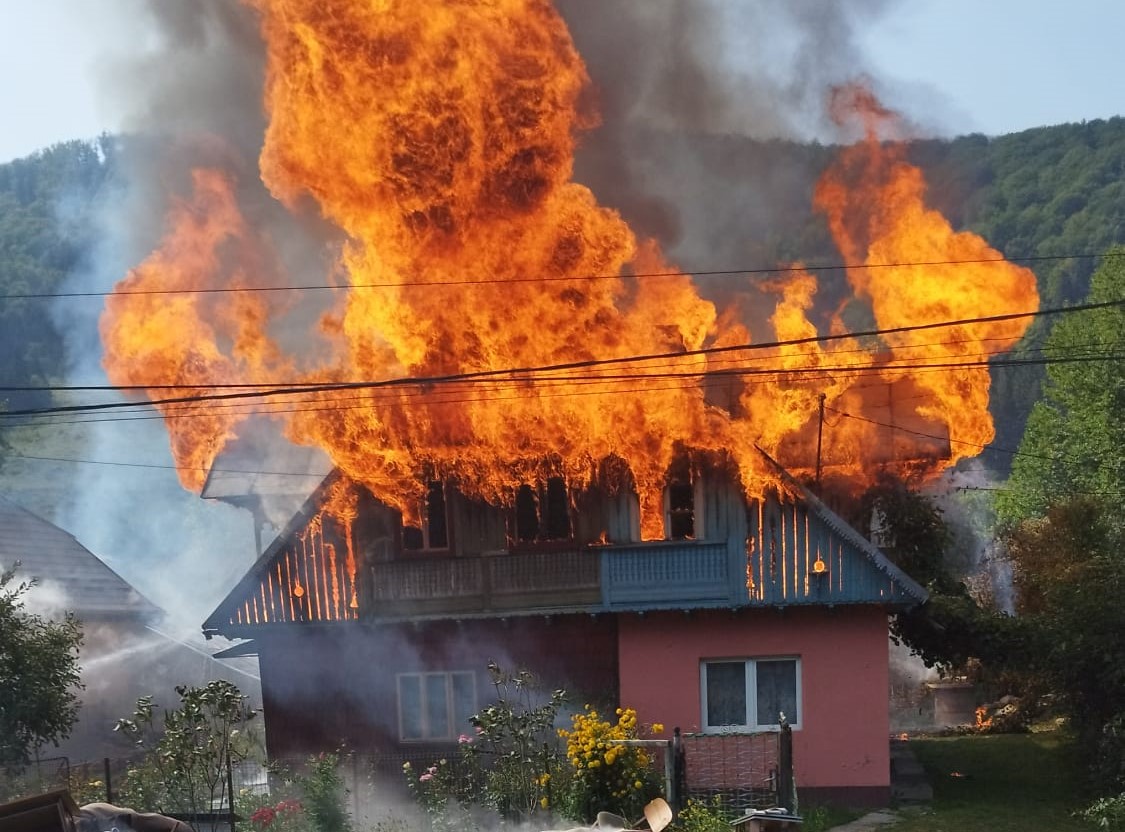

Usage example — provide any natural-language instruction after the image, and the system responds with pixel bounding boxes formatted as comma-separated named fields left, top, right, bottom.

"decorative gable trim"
left=754, top=448, right=928, bottom=605
left=203, top=471, right=362, bottom=637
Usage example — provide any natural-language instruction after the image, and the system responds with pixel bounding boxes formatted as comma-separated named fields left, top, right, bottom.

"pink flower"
left=419, top=773, right=434, bottom=782
left=458, top=734, right=472, bottom=744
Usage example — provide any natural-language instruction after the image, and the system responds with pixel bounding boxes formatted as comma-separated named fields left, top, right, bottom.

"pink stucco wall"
left=618, top=607, right=890, bottom=792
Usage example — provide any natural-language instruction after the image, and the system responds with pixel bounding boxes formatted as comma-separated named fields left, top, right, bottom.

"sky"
left=1, top=0, right=1125, bottom=164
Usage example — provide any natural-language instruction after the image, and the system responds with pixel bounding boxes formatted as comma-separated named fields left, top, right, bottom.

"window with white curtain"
left=700, top=658, right=800, bottom=731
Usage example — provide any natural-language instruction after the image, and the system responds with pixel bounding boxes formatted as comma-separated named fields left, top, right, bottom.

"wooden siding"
left=446, top=490, right=507, bottom=555
left=602, top=542, right=731, bottom=607
left=745, top=498, right=916, bottom=606
left=228, top=514, right=361, bottom=628
left=368, top=549, right=601, bottom=617
left=209, top=476, right=923, bottom=636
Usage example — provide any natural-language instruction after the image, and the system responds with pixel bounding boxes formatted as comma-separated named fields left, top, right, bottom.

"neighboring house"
left=0, top=495, right=261, bottom=765
left=202, top=451, right=925, bottom=807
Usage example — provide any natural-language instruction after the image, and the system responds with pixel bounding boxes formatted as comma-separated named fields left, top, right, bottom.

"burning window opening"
left=403, top=480, right=450, bottom=552
left=513, top=476, right=573, bottom=544
left=664, top=457, right=702, bottom=541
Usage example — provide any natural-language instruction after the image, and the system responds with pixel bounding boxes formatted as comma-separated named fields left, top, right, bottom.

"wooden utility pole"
left=815, top=393, right=826, bottom=489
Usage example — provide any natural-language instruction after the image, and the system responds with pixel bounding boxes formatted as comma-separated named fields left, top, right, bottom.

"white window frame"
left=396, top=670, right=476, bottom=742
left=699, top=657, right=801, bottom=732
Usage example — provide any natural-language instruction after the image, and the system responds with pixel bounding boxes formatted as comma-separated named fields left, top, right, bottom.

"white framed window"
left=397, top=671, right=476, bottom=741
left=700, top=658, right=801, bottom=731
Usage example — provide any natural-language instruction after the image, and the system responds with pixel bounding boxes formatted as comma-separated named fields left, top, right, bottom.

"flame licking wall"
left=99, top=0, right=1038, bottom=540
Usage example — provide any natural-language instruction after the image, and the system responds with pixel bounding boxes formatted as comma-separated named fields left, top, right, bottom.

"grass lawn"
left=885, top=730, right=1095, bottom=831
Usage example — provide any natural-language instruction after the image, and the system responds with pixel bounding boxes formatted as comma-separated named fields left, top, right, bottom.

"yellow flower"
left=634, top=780, right=643, bottom=790
left=652, top=723, right=665, bottom=734
left=540, top=797, right=549, bottom=809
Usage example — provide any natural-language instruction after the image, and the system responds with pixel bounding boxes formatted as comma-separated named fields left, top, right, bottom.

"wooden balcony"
left=601, top=540, right=739, bottom=609
left=366, top=540, right=745, bottom=620
left=367, top=548, right=601, bottom=618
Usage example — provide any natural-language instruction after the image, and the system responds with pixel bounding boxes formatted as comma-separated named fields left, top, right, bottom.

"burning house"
left=203, top=451, right=926, bottom=806
left=92, top=0, right=1041, bottom=812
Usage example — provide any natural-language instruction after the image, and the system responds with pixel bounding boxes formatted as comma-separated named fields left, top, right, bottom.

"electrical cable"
left=3, top=250, right=1123, bottom=301
left=1, top=297, right=1122, bottom=419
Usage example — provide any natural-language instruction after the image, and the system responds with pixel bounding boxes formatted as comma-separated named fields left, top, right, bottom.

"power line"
left=3, top=452, right=327, bottom=479
left=957, top=486, right=1125, bottom=498
left=4, top=250, right=1123, bottom=301
left=3, top=349, right=1120, bottom=459
left=825, top=406, right=1119, bottom=475
left=1, top=329, right=1113, bottom=393
left=2, top=339, right=1121, bottom=425
left=1, top=297, right=1122, bottom=419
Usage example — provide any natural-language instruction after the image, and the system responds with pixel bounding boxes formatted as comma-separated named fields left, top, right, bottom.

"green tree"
left=851, top=477, right=1019, bottom=675
left=0, top=564, right=84, bottom=773
left=114, top=681, right=258, bottom=825
left=1004, top=498, right=1125, bottom=785
left=998, top=248, right=1125, bottom=525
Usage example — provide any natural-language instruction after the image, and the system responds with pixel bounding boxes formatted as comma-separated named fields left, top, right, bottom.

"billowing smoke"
left=928, top=461, right=1016, bottom=614
left=44, top=0, right=338, bottom=630
left=558, top=0, right=899, bottom=270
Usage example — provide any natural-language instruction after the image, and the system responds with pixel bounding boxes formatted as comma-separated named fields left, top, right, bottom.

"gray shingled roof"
left=0, top=495, right=161, bottom=621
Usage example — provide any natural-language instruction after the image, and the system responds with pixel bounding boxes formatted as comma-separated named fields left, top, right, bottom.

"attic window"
left=664, top=459, right=704, bottom=540
left=513, top=477, right=572, bottom=543
left=403, top=481, right=449, bottom=551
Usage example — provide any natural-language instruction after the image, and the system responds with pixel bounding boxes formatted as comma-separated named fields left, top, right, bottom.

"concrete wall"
left=617, top=607, right=891, bottom=806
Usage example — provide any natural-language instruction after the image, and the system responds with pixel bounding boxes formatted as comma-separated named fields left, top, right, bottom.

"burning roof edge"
left=754, top=446, right=929, bottom=606
left=202, top=468, right=347, bottom=638
left=202, top=453, right=928, bottom=639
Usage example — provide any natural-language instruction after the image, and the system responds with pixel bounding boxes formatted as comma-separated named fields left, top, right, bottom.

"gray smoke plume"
left=43, top=0, right=342, bottom=633
left=558, top=0, right=899, bottom=252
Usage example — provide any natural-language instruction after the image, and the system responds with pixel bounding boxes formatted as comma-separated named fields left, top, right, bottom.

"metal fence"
left=5, top=728, right=794, bottom=824
left=678, top=726, right=793, bottom=813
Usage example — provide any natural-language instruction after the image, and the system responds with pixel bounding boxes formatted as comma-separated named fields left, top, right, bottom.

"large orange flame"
left=100, top=168, right=288, bottom=490
left=99, top=5, right=1038, bottom=537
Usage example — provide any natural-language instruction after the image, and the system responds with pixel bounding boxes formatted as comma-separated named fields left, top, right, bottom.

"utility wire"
left=4, top=250, right=1123, bottom=301
left=1, top=297, right=1122, bottom=419
left=2, top=345, right=1121, bottom=422
left=6, top=334, right=1116, bottom=426
left=0, top=330, right=1110, bottom=393
left=3, top=452, right=327, bottom=478
left=825, top=406, right=1119, bottom=474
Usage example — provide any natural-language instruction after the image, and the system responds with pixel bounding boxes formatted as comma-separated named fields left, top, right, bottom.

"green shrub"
left=1081, top=793, right=1125, bottom=831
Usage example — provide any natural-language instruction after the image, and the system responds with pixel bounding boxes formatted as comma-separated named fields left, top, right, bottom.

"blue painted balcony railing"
left=600, top=540, right=743, bottom=610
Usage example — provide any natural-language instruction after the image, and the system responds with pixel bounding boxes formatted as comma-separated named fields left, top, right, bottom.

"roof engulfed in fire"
left=99, top=1, right=1038, bottom=540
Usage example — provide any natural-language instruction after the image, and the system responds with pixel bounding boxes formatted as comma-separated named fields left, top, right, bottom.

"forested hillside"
left=2, top=120, right=1124, bottom=467
left=0, top=138, right=115, bottom=411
